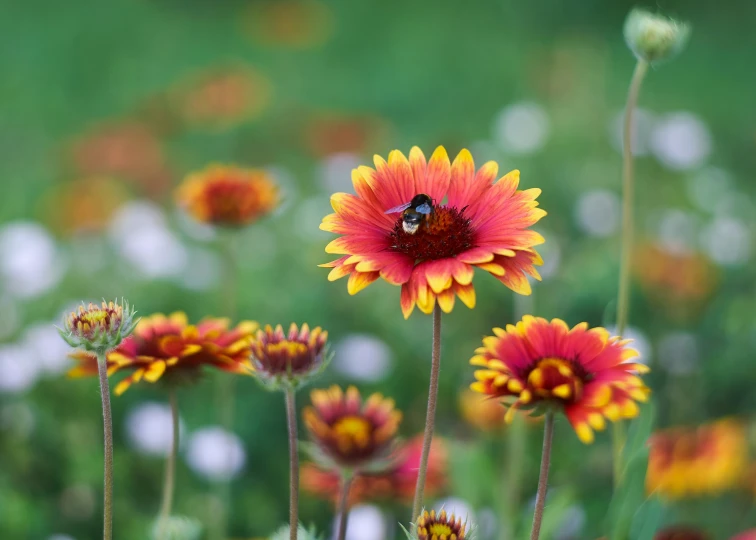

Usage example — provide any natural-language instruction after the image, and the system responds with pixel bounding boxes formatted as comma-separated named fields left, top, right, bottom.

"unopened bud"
left=59, top=299, right=138, bottom=354
left=624, top=8, right=690, bottom=64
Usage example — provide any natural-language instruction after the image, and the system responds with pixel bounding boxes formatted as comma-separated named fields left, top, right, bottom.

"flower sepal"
left=251, top=347, right=333, bottom=392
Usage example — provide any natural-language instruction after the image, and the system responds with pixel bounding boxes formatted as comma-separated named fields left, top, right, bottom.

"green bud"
left=58, top=299, right=139, bottom=355
left=624, top=8, right=690, bottom=64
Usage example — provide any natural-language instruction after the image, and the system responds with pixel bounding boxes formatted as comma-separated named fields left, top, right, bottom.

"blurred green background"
left=1, top=0, right=755, bottom=538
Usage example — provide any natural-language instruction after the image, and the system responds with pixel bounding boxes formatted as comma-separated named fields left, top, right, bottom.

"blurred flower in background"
left=647, top=418, right=748, bottom=499
left=458, top=389, right=506, bottom=432
left=242, top=0, right=333, bottom=49
left=0, top=221, right=66, bottom=299
left=493, top=101, right=550, bottom=155
left=332, top=334, right=392, bottom=383
left=126, top=402, right=185, bottom=457
left=186, top=426, right=246, bottom=481
left=654, top=525, right=710, bottom=540
left=336, top=504, right=386, bottom=540
left=304, top=113, right=390, bottom=158
left=69, top=121, right=172, bottom=199
left=67, top=312, right=258, bottom=394
left=176, top=165, right=280, bottom=228
left=175, top=66, right=271, bottom=131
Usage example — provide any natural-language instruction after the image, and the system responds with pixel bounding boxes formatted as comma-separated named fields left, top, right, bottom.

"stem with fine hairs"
left=96, top=351, right=114, bottom=540
left=158, top=388, right=179, bottom=536
left=529, top=412, right=555, bottom=540
left=613, top=58, right=649, bottom=488
left=411, top=303, right=442, bottom=523
left=215, top=232, right=239, bottom=540
left=285, top=388, right=300, bottom=540
left=335, top=474, right=354, bottom=540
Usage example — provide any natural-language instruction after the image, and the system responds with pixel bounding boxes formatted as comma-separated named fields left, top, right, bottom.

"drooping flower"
left=59, top=300, right=138, bottom=354
left=176, top=164, right=279, bottom=227
left=320, top=147, right=546, bottom=318
left=68, top=312, right=258, bottom=395
left=414, top=509, right=466, bottom=540
left=302, top=434, right=447, bottom=506
left=250, top=323, right=329, bottom=389
left=647, top=418, right=747, bottom=499
left=303, top=385, right=401, bottom=470
left=469, top=316, right=650, bottom=444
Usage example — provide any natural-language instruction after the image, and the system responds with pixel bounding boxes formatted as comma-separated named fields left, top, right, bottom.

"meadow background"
left=1, top=0, right=755, bottom=538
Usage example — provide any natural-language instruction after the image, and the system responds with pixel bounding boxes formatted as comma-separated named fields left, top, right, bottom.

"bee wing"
left=384, top=202, right=412, bottom=214
left=415, top=202, right=433, bottom=215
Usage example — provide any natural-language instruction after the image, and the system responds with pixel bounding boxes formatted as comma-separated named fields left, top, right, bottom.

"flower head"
left=60, top=300, right=138, bottom=354
left=303, top=385, right=401, bottom=470
left=624, top=8, right=690, bottom=64
left=414, top=510, right=466, bottom=540
left=647, top=418, right=747, bottom=499
left=302, top=434, right=447, bottom=506
left=469, top=316, right=650, bottom=444
left=176, top=164, right=279, bottom=227
left=250, top=323, right=329, bottom=389
left=320, top=147, right=545, bottom=318
left=459, top=389, right=507, bottom=431
left=68, top=312, right=258, bottom=395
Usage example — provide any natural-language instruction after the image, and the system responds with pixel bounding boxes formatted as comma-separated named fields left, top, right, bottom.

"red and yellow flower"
left=415, top=509, right=467, bottom=540
left=302, top=434, right=447, bottom=506
left=250, top=323, right=329, bottom=388
left=320, top=147, right=546, bottom=318
left=176, top=164, right=279, bottom=227
left=469, top=316, right=650, bottom=444
left=68, top=312, right=258, bottom=395
left=303, top=385, right=402, bottom=469
left=647, top=418, right=747, bottom=499
left=60, top=300, right=138, bottom=353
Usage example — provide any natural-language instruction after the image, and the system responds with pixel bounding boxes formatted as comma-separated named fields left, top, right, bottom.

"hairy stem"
left=411, top=303, right=442, bottom=523
left=335, top=474, right=354, bottom=540
left=613, top=58, right=649, bottom=488
left=158, top=388, right=179, bottom=535
left=530, top=412, right=554, bottom=540
left=96, top=351, right=114, bottom=540
left=501, top=413, right=527, bottom=540
left=285, top=388, right=299, bottom=540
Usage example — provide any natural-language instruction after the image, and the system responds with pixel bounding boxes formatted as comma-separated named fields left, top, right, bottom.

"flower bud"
left=624, top=8, right=690, bottom=64
left=59, top=299, right=138, bottom=354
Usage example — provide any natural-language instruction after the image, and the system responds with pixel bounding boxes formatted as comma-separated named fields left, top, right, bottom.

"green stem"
left=96, top=351, right=114, bottom=540
left=285, top=388, right=299, bottom=540
left=529, top=412, right=554, bottom=540
left=158, top=388, right=179, bottom=536
left=613, top=58, right=649, bottom=488
left=501, top=413, right=527, bottom=540
left=411, top=303, right=442, bottom=523
left=215, top=232, right=239, bottom=540
left=335, top=474, right=354, bottom=540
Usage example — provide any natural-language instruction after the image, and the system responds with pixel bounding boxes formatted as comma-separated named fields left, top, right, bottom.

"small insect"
left=385, top=193, right=434, bottom=235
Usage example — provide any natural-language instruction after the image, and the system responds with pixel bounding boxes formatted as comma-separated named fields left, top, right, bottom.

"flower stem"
left=501, top=413, right=527, bottom=540
left=335, top=474, right=354, bottom=540
left=96, top=351, right=114, bottom=540
left=285, top=388, right=299, bottom=540
left=411, top=303, right=442, bottom=523
left=216, top=231, right=239, bottom=540
left=158, top=388, right=179, bottom=535
left=530, top=412, right=554, bottom=540
left=613, top=58, right=649, bottom=488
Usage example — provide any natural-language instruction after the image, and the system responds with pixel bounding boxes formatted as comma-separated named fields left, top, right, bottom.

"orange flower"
left=250, top=323, right=329, bottom=388
left=68, top=312, right=258, bottom=395
left=459, top=389, right=507, bottom=431
left=41, top=177, right=129, bottom=236
left=647, top=418, right=747, bottom=499
left=60, top=300, right=138, bottom=353
left=470, top=316, right=650, bottom=444
left=303, top=385, right=401, bottom=469
left=416, top=509, right=467, bottom=540
left=176, top=164, right=279, bottom=227
left=320, top=147, right=546, bottom=318
left=178, top=66, right=270, bottom=130
left=304, top=113, right=389, bottom=157
left=242, top=0, right=333, bottom=49
left=302, top=434, right=447, bottom=506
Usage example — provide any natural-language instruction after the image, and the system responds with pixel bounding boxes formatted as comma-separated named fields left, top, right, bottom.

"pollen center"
left=429, top=524, right=453, bottom=537
left=389, top=206, right=475, bottom=261
left=526, top=357, right=584, bottom=402
left=332, top=415, right=372, bottom=448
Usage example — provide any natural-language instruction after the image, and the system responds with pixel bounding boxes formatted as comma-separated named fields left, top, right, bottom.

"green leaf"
left=630, top=497, right=664, bottom=540
left=623, top=401, right=656, bottom=467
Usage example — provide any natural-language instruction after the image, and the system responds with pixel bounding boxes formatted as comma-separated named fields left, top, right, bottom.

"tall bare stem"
left=158, top=388, right=179, bottom=536
left=411, top=303, right=442, bottom=522
left=335, top=474, right=354, bottom=540
left=285, top=388, right=299, bottom=540
left=613, top=59, right=649, bottom=487
left=529, top=412, right=554, bottom=540
left=96, top=351, right=114, bottom=540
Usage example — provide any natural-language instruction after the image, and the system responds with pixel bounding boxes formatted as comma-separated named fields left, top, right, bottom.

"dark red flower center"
left=389, top=206, right=475, bottom=261
left=525, top=358, right=587, bottom=403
